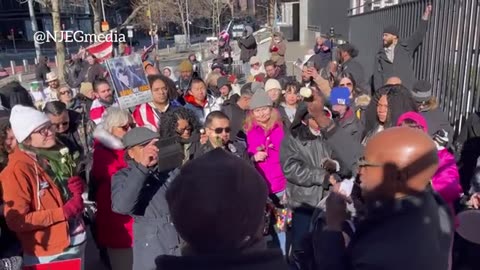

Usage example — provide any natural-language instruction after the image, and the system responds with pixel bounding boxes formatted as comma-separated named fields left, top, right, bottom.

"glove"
left=62, top=195, right=84, bottom=220
left=67, top=176, right=84, bottom=196
left=322, top=158, right=340, bottom=174
left=271, top=46, right=279, bottom=52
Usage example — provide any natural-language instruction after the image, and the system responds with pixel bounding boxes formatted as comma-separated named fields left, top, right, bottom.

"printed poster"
left=106, top=54, right=151, bottom=109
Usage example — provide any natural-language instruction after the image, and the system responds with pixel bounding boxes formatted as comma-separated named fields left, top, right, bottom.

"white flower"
left=59, top=148, right=69, bottom=156
left=299, top=87, right=312, bottom=98
left=60, top=157, right=67, bottom=164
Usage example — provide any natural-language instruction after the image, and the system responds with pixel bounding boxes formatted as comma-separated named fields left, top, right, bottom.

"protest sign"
left=106, top=54, right=151, bottom=109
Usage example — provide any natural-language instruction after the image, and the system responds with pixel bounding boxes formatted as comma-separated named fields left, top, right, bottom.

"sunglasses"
left=120, top=123, right=136, bottom=131
left=60, top=91, right=72, bottom=95
left=53, top=121, right=69, bottom=129
left=358, top=156, right=384, bottom=168
left=340, top=82, right=353, bottom=87
left=176, top=126, right=192, bottom=135
left=211, top=127, right=231, bottom=134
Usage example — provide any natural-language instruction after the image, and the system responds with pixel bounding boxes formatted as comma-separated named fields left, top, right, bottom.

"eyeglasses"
left=33, top=124, right=55, bottom=136
left=211, top=127, right=231, bottom=134
left=358, top=156, right=384, bottom=168
left=176, top=126, right=192, bottom=135
left=340, top=82, right=353, bottom=87
left=120, top=123, right=136, bottom=131
left=52, top=121, right=69, bottom=129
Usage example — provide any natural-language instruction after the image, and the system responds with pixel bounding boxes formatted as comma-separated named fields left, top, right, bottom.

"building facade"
left=0, top=0, right=92, bottom=43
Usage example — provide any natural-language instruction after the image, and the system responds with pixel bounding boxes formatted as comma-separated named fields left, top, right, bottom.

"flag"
left=86, top=41, right=113, bottom=63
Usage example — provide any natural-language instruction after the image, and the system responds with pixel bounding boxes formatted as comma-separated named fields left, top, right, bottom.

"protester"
left=64, top=53, right=88, bottom=91
left=244, top=90, right=287, bottom=254
left=334, top=72, right=371, bottom=122
left=183, top=78, right=221, bottom=124
left=155, top=149, right=289, bottom=270
left=119, top=41, right=132, bottom=56
left=264, top=60, right=289, bottom=89
left=301, top=62, right=332, bottom=97
left=314, top=127, right=453, bottom=270
left=44, top=101, right=94, bottom=157
left=372, top=4, right=432, bottom=91
left=205, top=70, right=222, bottom=96
left=90, top=78, right=118, bottom=125
left=221, top=82, right=259, bottom=143
left=280, top=103, right=334, bottom=261
left=213, top=37, right=233, bottom=69
left=112, top=127, right=181, bottom=270
left=188, top=54, right=202, bottom=77
left=85, top=54, right=106, bottom=83
left=43, top=72, right=61, bottom=102
left=247, top=56, right=266, bottom=82
left=216, top=76, right=234, bottom=103
left=162, top=66, right=177, bottom=82
left=278, top=83, right=301, bottom=129
left=2, top=105, right=86, bottom=267
left=396, top=112, right=462, bottom=214
left=238, top=25, right=258, bottom=75
left=265, top=79, right=283, bottom=107
left=144, top=61, right=159, bottom=76
left=411, top=80, right=453, bottom=143
left=159, top=107, right=203, bottom=164
left=35, top=56, right=50, bottom=85
left=362, top=84, right=417, bottom=145
left=175, top=60, right=193, bottom=96
left=194, top=111, right=248, bottom=160
left=57, top=85, right=83, bottom=112
left=330, top=87, right=364, bottom=143
left=91, top=107, right=135, bottom=270
left=0, top=118, right=16, bottom=170
left=312, top=36, right=333, bottom=69
left=336, top=43, right=367, bottom=91
left=133, top=75, right=180, bottom=132
left=386, top=76, right=402, bottom=85
left=77, top=82, right=95, bottom=112
left=270, top=32, right=287, bottom=75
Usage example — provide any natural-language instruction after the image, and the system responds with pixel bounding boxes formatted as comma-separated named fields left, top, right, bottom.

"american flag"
left=86, top=41, right=113, bottom=63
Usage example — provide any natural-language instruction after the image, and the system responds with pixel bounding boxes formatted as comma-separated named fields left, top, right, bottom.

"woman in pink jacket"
left=396, top=112, right=462, bottom=209
left=244, top=89, right=287, bottom=254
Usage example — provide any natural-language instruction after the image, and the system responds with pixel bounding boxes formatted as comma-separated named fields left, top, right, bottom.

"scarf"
left=20, top=143, right=71, bottom=201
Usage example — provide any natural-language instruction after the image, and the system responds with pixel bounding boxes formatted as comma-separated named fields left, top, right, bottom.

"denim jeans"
left=23, top=242, right=86, bottom=270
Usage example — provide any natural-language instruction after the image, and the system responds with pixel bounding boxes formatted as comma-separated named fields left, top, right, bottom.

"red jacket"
left=91, top=127, right=133, bottom=248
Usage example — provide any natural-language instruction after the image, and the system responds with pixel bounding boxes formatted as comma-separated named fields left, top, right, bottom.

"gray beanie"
left=249, top=89, right=273, bottom=110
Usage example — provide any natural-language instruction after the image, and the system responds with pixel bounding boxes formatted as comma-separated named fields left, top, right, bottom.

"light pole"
left=28, top=0, right=41, bottom=59
left=186, top=0, right=191, bottom=47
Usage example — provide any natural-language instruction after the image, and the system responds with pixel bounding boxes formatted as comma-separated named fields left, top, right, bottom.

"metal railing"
left=349, top=0, right=480, bottom=134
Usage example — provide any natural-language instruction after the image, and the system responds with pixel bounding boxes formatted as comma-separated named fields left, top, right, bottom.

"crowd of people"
left=0, top=3, right=480, bottom=270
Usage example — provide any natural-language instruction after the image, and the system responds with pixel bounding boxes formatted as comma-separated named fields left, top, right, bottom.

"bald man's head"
left=358, top=127, right=438, bottom=201
left=386, top=77, right=402, bottom=85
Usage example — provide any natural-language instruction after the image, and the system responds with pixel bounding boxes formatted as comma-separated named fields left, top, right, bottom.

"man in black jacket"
left=337, top=43, right=367, bottom=92
left=112, top=127, right=182, bottom=270
left=194, top=111, right=249, bottom=161
left=372, top=4, right=432, bottom=91
left=314, top=127, right=453, bottom=270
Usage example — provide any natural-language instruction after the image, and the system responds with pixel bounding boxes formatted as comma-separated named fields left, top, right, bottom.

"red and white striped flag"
left=86, top=41, right=113, bottom=63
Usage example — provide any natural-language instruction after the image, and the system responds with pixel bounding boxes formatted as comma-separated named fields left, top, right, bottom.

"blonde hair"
left=102, top=107, right=132, bottom=133
left=244, top=107, right=283, bottom=132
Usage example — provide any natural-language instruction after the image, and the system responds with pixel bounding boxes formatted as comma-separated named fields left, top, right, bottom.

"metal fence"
left=349, top=0, right=480, bottom=134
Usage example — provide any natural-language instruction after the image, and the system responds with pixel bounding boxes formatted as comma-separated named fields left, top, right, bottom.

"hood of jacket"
left=93, top=126, right=124, bottom=150
left=290, top=103, right=320, bottom=141
left=245, top=26, right=254, bottom=37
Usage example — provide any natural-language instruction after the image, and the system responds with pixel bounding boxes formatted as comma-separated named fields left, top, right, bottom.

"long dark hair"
left=147, top=74, right=179, bottom=100
left=364, top=84, right=417, bottom=134
left=0, top=81, right=35, bottom=109
left=334, top=72, right=366, bottom=97
left=159, top=107, right=201, bottom=139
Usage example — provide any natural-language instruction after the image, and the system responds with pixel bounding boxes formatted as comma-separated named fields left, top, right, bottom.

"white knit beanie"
left=265, top=79, right=282, bottom=92
left=10, top=105, right=50, bottom=143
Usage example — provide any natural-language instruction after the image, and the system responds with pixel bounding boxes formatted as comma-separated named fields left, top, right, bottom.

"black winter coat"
left=456, top=112, right=480, bottom=190
left=280, top=109, right=332, bottom=208
left=155, top=249, right=289, bottom=270
left=314, top=191, right=453, bottom=270
left=421, top=108, right=454, bottom=143
left=372, top=20, right=428, bottom=91
left=337, top=108, right=364, bottom=144
left=111, top=161, right=182, bottom=270
left=221, top=94, right=247, bottom=141
left=341, top=59, right=368, bottom=93
left=238, top=34, right=257, bottom=63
